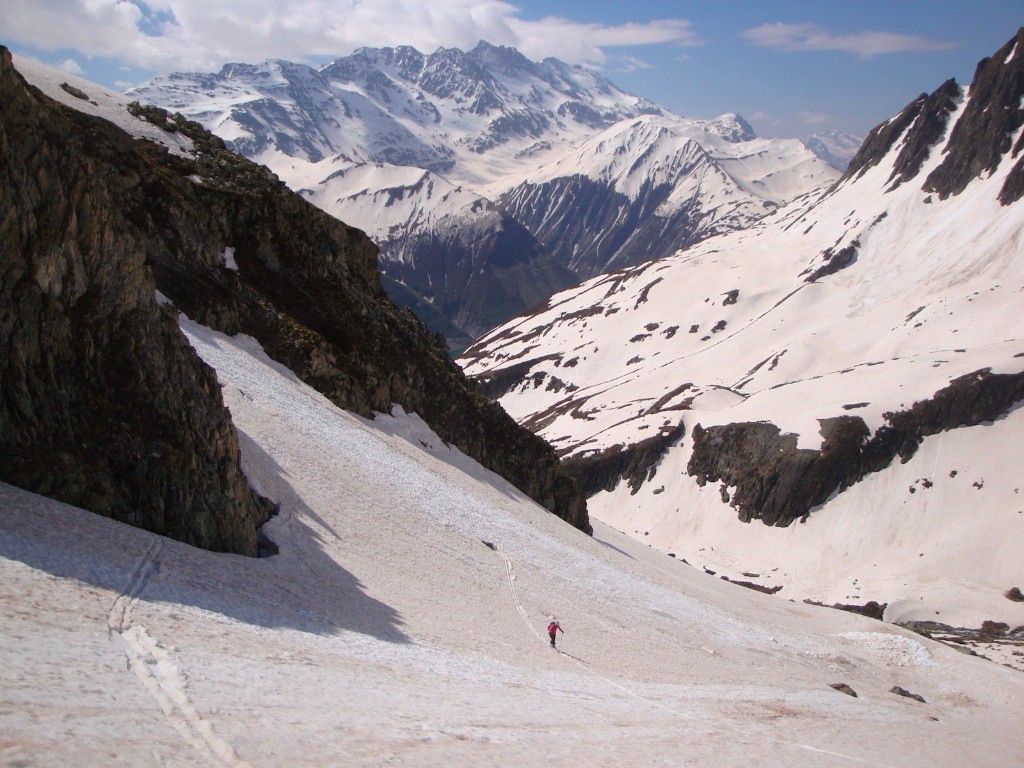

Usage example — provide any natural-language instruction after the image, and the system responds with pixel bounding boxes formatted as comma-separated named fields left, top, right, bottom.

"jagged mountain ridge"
left=1, top=50, right=590, bottom=552
left=460, top=29, right=1024, bottom=617
left=491, top=114, right=836, bottom=277
left=128, top=43, right=839, bottom=342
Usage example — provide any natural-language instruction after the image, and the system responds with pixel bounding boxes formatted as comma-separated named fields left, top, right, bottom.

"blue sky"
left=3, top=1, right=1022, bottom=138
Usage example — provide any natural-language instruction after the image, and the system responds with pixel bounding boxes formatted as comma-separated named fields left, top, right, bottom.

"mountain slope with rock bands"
left=0, top=49, right=590, bottom=554
left=460, top=28, right=1024, bottom=622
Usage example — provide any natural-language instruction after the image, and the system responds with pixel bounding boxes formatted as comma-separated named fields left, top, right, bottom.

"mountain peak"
left=467, top=40, right=536, bottom=76
left=707, top=113, right=757, bottom=142
left=924, top=26, right=1024, bottom=204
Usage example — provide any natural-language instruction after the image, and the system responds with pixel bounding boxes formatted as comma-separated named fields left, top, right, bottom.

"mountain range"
left=2, top=26, right=1024, bottom=768
left=0, top=46, right=588, bottom=558
left=462, top=28, right=1024, bottom=626
left=128, top=43, right=842, bottom=346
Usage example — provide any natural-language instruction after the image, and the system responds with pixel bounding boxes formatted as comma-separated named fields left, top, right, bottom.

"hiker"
left=547, top=619, right=563, bottom=648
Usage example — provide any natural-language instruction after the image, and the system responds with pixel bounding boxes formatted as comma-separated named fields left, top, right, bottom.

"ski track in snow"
left=501, top=548, right=688, bottom=718
left=106, top=536, right=249, bottom=768
left=2, top=320, right=1022, bottom=766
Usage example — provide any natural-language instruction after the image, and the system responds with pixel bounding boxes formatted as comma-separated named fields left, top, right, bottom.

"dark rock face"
left=805, top=242, right=859, bottom=283
left=889, top=686, right=926, bottom=703
left=842, top=79, right=959, bottom=188
left=829, top=683, right=857, bottom=698
left=924, top=27, right=1024, bottom=204
left=560, top=423, right=686, bottom=498
left=0, top=50, right=273, bottom=555
left=689, top=368, right=1024, bottom=526
left=375, top=201, right=578, bottom=338
left=843, top=93, right=933, bottom=182
left=887, top=79, right=959, bottom=189
left=804, top=599, right=887, bottom=621
left=497, top=172, right=754, bottom=279
left=17, top=52, right=591, bottom=537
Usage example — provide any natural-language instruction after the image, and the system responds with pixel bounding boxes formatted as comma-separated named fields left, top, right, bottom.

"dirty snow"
left=1, top=322, right=1022, bottom=767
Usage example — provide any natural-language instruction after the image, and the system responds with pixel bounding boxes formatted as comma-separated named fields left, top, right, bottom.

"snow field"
left=1, top=322, right=1022, bottom=767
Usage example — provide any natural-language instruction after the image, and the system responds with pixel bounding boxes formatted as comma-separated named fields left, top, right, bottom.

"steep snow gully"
left=1, top=324, right=1020, bottom=767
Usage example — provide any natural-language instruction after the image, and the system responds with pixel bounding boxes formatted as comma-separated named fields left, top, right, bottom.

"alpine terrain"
left=801, top=130, right=865, bottom=171
left=1, top=41, right=1022, bottom=768
left=128, top=43, right=840, bottom=345
left=462, top=28, right=1024, bottom=644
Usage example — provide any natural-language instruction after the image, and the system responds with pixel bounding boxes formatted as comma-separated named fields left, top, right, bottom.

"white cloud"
left=0, top=1, right=701, bottom=72
left=56, top=57, right=84, bottom=74
left=612, top=55, right=653, bottom=74
left=114, top=79, right=134, bottom=89
left=799, top=111, right=830, bottom=125
left=741, top=22, right=956, bottom=58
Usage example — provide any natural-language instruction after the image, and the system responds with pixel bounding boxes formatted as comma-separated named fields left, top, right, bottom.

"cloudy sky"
left=3, top=0, right=1022, bottom=138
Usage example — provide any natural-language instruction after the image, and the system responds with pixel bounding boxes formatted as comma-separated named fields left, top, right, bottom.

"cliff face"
left=0, top=49, right=590, bottom=541
left=923, top=27, right=1024, bottom=204
left=0, top=50, right=273, bottom=555
left=688, top=370, right=1024, bottom=527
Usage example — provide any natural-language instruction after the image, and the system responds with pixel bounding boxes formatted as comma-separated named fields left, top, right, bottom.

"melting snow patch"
left=222, top=247, right=238, bottom=271
left=834, top=632, right=933, bottom=667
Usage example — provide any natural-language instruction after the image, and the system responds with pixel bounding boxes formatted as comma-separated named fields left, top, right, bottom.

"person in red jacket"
left=547, top=619, right=563, bottom=648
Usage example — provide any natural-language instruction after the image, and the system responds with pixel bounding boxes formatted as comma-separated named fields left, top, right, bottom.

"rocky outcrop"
left=0, top=50, right=273, bottom=555
left=497, top=173, right=751, bottom=279
left=0, top=49, right=590, bottom=537
left=887, top=79, right=960, bottom=188
left=845, top=27, right=1024, bottom=203
left=804, top=599, right=887, bottom=621
left=924, top=27, right=1024, bottom=204
left=688, top=368, right=1024, bottom=526
left=560, top=423, right=686, bottom=498
left=376, top=203, right=578, bottom=339
left=843, top=79, right=959, bottom=188
left=805, top=242, right=859, bottom=283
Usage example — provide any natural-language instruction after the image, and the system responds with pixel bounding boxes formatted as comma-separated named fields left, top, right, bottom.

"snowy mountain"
left=0, top=48, right=588, bottom=552
left=492, top=113, right=837, bottom=277
left=461, top=29, right=1024, bottom=625
left=3, top=46, right=1023, bottom=767
left=5, top=321, right=1022, bottom=766
left=288, top=159, right=578, bottom=338
left=128, top=44, right=839, bottom=342
left=802, top=130, right=864, bottom=171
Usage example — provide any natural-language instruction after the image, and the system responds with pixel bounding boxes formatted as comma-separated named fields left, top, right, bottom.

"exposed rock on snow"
left=924, top=27, right=1024, bottom=204
left=829, top=682, right=858, bottom=697
left=890, top=685, right=926, bottom=703
left=687, top=369, right=1024, bottom=527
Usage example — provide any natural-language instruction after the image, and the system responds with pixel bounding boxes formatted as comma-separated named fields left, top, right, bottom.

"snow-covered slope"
left=802, top=130, right=864, bottom=171
left=2, top=320, right=1021, bottom=767
left=283, top=157, right=577, bottom=338
left=461, top=29, right=1024, bottom=621
left=492, top=113, right=837, bottom=277
left=129, top=42, right=662, bottom=185
left=128, top=44, right=838, bottom=340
